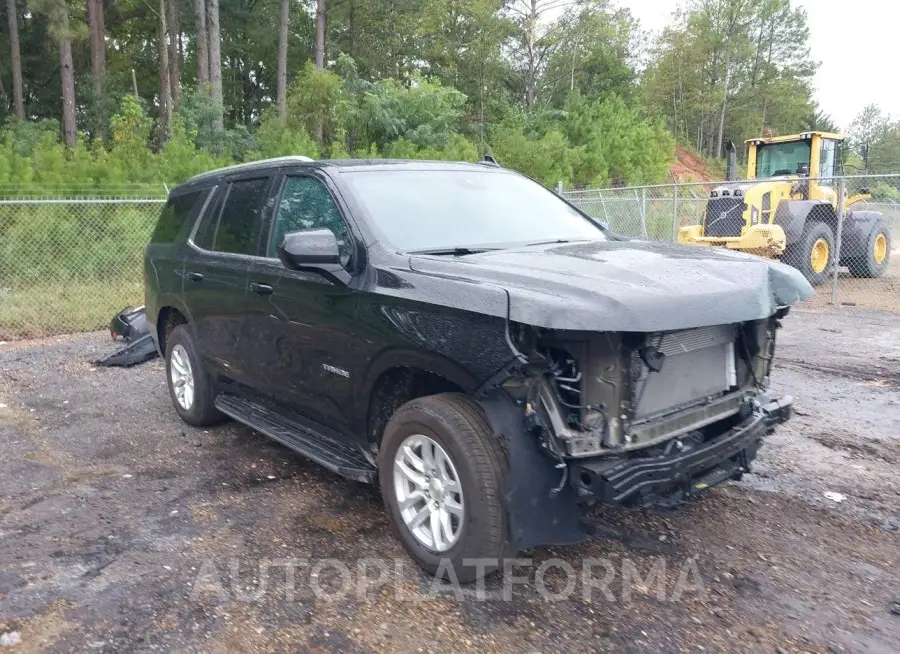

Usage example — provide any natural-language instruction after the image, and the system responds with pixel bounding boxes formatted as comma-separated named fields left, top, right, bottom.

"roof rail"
left=185, top=155, right=315, bottom=184
left=478, top=154, right=501, bottom=168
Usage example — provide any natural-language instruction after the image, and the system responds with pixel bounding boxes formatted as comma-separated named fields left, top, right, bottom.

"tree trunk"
left=206, top=0, right=224, bottom=133
left=312, top=0, right=326, bottom=143
left=158, top=0, right=172, bottom=143
left=60, top=43, right=76, bottom=145
left=6, top=0, right=25, bottom=119
left=56, top=8, right=77, bottom=146
left=86, top=0, right=106, bottom=138
left=193, top=0, right=208, bottom=85
left=276, top=0, right=289, bottom=117
left=348, top=0, right=355, bottom=57
left=315, top=0, right=326, bottom=68
left=716, top=52, right=731, bottom=159
left=167, top=0, right=181, bottom=110
left=524, top=0, right=537, bottom=111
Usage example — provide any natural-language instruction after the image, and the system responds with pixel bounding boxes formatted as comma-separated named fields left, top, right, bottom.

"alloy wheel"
left=393, top=434, right=465, bottom=552
left=170, top=344, right=195, bottom=410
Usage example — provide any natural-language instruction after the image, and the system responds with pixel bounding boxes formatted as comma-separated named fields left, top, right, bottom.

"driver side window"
left=269, top=176, right=349, bottom=260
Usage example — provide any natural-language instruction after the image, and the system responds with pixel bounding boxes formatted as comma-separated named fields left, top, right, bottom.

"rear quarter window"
left=151, top=189, right=210, bottom=243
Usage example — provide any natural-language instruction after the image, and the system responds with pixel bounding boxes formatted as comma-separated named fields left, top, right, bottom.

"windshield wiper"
left=520, top=238, right=589, bottom=247
left=410, top=247, right=496, bottom=256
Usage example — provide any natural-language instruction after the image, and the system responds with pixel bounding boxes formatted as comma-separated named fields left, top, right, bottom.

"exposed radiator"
left=633, top=324, right=737, bottom=418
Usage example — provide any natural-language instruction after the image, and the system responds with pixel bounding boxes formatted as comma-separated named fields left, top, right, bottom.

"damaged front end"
left=480, top=312, right=792, bottom=547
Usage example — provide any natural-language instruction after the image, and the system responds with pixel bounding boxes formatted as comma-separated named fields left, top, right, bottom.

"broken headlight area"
left=497, top=314, right=789, bottom=505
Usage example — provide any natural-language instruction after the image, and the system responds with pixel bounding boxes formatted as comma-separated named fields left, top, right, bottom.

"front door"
left=241, top=174, right=361, bottom=437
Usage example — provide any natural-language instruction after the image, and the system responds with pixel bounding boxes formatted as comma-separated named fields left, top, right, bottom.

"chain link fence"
left=565, top=174, right=900, bottom=313
left=1, top=175, right=898, bottom=342
left=0, top=192, right=166, bottom=340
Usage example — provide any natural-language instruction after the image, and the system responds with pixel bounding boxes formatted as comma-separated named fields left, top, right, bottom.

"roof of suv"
left=180, top=157, right=504, bottom=190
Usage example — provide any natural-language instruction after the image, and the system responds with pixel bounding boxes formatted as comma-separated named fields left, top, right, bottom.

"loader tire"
left=847, top=221, right=891, bottom=278
left=784, top=221, right=834, bottom=286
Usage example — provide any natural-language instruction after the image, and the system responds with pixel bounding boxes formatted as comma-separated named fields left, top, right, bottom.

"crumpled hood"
left=408, top=240, right=813, bottom=332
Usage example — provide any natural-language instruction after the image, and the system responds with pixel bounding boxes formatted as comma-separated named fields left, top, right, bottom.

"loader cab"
left=745, top=131, right=845, bottom=195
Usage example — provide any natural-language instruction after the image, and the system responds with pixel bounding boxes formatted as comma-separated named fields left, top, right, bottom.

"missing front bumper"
left=570, top=395, right=792, bottom=508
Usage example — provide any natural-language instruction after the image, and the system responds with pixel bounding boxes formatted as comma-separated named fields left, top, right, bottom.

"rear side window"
left=192, top=185, right=225, bottom=250
left=151, top=189, right=208, bottom=243
left=212, top=177, right=270, bottom=255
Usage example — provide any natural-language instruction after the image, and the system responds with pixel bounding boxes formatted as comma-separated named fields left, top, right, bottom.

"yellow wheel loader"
left=677, top=131, right=892, bottom=285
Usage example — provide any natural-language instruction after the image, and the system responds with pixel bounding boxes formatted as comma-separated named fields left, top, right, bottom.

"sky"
left=620, top=0, right=900, bottom=130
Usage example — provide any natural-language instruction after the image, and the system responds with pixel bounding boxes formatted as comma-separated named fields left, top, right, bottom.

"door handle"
left=187, top=272, right=204, bottom=282
left=249, top=282, right=274, bottom=296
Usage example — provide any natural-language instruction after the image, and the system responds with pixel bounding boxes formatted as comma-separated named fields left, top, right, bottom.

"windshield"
left=756, top=140, right=811, bottom=178
left=342, top=169, right=606, bottom=252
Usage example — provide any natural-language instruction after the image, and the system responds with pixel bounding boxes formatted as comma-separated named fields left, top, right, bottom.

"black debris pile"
left=96, top=306, right=159, bottom=367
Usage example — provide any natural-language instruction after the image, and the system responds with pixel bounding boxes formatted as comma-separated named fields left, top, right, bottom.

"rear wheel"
left=848, top=221, right=891, bottom=278
left=378, top=393, right=511, bottom=583
left=165, top=325, right=225, bottom=427
left=783, top=221, right=834, bottom=286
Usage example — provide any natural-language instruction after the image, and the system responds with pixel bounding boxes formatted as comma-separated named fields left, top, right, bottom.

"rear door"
left=181, top=174, right=275, bottom=383
left=145, top=187, right=213, bottom=340
left=241, top=172, right=361, bottom=435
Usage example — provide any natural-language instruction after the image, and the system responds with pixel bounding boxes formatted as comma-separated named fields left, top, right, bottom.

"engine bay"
left=502, top=314, right=781, bottom=458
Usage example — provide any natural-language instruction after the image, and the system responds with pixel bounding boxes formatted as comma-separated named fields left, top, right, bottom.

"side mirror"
left=277, top=229, right=350, bottom=284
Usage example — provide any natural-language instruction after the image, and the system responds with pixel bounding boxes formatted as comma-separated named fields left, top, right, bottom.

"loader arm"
left=845, top=192, right=871, bottom=209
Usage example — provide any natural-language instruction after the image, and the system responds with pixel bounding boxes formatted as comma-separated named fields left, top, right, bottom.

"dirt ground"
left=805, top=251, right=900, bottom=314
left=0, top=305, right=898, bottom=653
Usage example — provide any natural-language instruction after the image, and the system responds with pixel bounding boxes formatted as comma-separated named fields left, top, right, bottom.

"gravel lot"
left=0, top=305, right=898, bottom=653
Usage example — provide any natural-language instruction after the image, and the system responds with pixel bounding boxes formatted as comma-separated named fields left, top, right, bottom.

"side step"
left=214, top=393, right=376, bottom=483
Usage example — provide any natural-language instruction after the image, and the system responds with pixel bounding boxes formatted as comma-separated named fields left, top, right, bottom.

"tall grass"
left=0, top=202, right=158, bottom=339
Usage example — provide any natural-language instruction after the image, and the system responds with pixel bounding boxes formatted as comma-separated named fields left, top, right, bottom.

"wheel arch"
left=155, top=305, right=189, bottom=356
left=358, top=347, right=481, bottom=446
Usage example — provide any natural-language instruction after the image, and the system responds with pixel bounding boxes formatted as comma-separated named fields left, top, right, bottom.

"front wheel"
left=378, top=393, right=512, bottom=583
left=848, top=221, right=891, bottom=278
left=783, top=221, right=834, bottom=286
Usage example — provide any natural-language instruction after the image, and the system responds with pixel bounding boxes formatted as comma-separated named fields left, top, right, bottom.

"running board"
left=214, top=393, right=376, bottom=483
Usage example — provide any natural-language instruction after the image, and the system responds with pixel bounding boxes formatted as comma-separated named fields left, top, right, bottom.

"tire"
left=378, top=393, right=512, bottom=583
left=783, top=221, right=834, bottom=286
left=165, top=324, right=224, bottom=427
left=847, top=221, right=891, bottom=278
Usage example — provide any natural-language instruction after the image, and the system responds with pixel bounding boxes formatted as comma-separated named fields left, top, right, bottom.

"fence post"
left=555, top=181, right=563, bottom=195
left=599, top=191, right=612, bottom=227
left=672, top=182, right=679, bottom=241
left=830, top=176, right=846, bottom=305
left=640, top=187, right=648, bottom=238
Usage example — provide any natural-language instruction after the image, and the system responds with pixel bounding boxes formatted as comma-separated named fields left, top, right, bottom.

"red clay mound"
left=670, top=146, right=717, bottom=182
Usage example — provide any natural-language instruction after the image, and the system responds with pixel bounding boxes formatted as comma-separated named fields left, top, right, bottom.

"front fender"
left=477, top=389, right=588, bottom=550
left=773, top=200, right=835, bottom=244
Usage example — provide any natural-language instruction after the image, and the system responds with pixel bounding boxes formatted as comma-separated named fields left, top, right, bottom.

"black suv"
left=144, top=156, right=812, bottom=581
